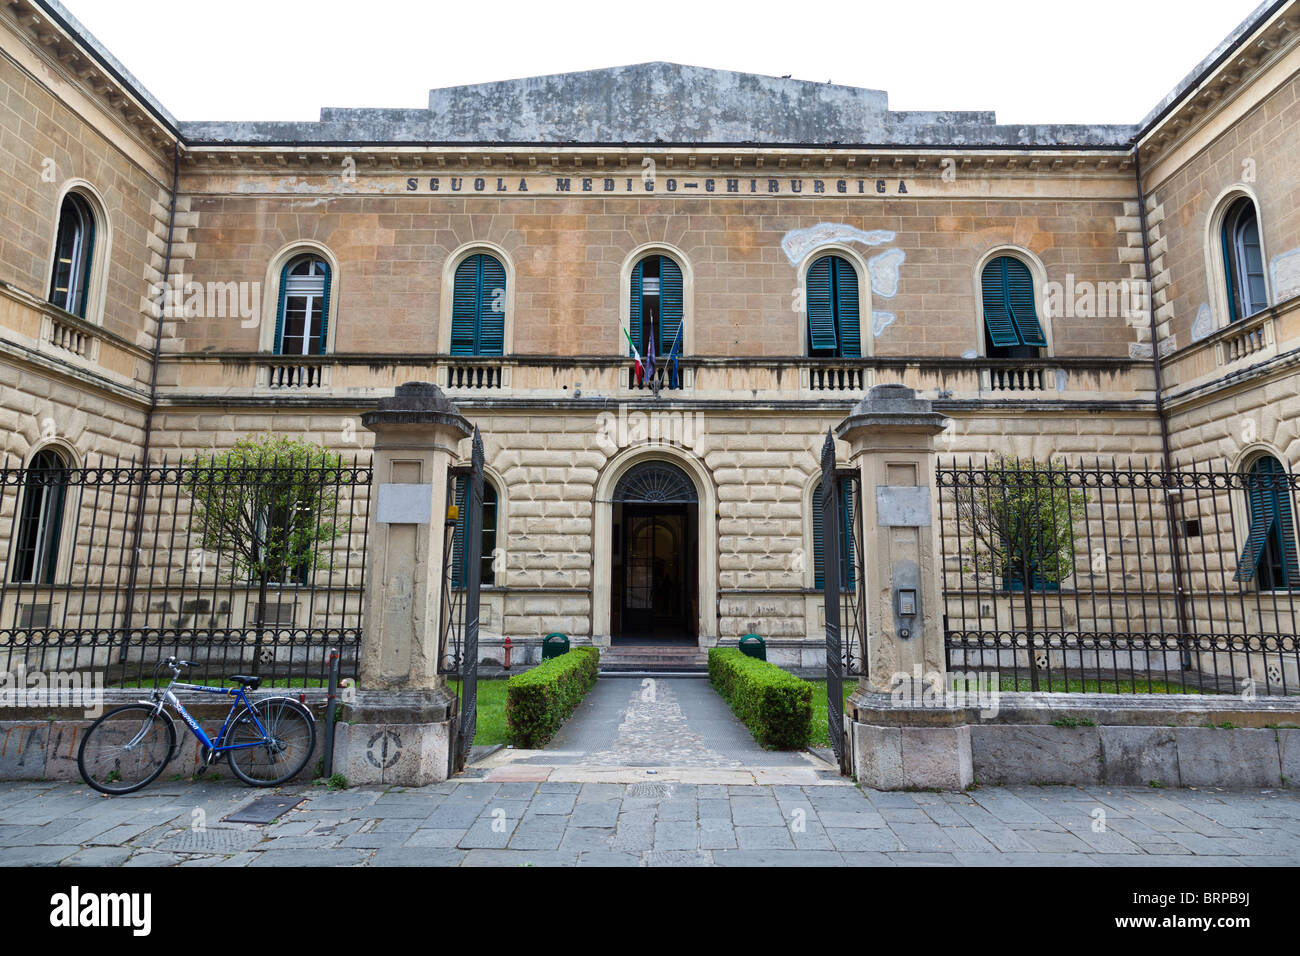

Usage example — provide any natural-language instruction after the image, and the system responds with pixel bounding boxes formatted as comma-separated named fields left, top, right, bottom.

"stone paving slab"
left=1, top=778, right=1296, bottom=866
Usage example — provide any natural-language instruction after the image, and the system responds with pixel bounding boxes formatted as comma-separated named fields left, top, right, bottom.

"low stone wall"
left=848, top=690, right=1300, bottom=791
left=0, top=689, right=333, bottom=783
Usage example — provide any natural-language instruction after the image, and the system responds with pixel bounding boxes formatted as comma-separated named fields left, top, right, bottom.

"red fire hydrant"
left=503, top=636, right=512, bottom=670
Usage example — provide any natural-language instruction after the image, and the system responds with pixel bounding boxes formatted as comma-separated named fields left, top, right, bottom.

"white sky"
left=61, top=0, right=1264, bottom=126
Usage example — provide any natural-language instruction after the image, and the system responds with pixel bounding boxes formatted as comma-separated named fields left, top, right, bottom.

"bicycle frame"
left=147, top=682, right=271, bottom=753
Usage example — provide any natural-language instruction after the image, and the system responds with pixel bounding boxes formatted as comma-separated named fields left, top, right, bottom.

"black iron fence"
left=938, top=457, right=1300, bottom=695
left=0, top=452, right=371, bottom=687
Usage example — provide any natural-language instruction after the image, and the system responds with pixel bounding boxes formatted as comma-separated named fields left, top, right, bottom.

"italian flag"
left=622, top=325, right=644, bottom=384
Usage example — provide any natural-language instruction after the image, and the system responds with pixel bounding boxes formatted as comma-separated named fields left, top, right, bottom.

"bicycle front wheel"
left=224, top=698, right=316, bottom=787
left=77, top=704, right=176, bottom=795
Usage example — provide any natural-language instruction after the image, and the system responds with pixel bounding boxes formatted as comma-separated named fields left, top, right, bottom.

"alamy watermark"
left=889, top=666, right=1000, bottom=718
left=0, top=666, right=104, bottom=717
left=595, top=405, right=706, bottom=455
left=147, top=273, right=262, bottom=327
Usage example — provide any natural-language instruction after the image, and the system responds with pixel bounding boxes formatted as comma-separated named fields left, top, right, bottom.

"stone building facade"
left=1, top=0, right=1298, bottom=669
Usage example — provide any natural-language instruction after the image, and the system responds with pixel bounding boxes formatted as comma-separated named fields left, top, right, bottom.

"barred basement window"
left=1222, top=197, right=1267, bottom=322
left=48, top=193, right=95, bottom=317
left=275, top=255, right=331, bottom=355
left=806, top=254, right=860, bottom=358
left=980, top=255, right=1047, bottom=359
left=11, top=448, right=69, bottom=585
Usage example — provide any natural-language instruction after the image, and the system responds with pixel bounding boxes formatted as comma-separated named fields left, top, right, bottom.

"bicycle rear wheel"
left=224, top=698, right=316, bottom=787
left=77, top=704, right=176, bottom=795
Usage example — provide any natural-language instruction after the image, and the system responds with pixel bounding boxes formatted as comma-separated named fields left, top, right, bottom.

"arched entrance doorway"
left=611, top=461, right=699, bottom=643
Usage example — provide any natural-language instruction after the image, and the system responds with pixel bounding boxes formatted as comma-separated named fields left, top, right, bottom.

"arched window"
left=806, top=254, right=860, bottom=358
left=630, top=254, right=684, bottom=357
left=1235, top=455, right=1299, bottom=590
left=451, top=475, right=499, bottom=587
left=48, top=193, right=95, bottom=317
left=274, top=255, right=331, bottom=355
left=812, top=479, right=855, bottom=591
left=11, top=448, right=69, bottom=585
left=451, top=253, right=506, bottom=356
left=980, top=255, right=1046, bottom=358
left=1222, top=198, right=1267, bottom=322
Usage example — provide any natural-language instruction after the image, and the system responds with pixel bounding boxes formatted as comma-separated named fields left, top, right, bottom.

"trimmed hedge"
left=505, top=646, right=600, bottom=748
left=708, top=647, right=813, bottom=749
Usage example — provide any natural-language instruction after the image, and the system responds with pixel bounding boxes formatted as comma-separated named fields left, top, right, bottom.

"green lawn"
left=988, top=676, right=1204, bottom=695
left=448, top=678, right=510, bottom=745
left=807, top=679, right=853, bottom=748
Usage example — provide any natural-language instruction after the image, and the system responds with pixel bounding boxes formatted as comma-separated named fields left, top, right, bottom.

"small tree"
left=184, top=435, right=348, bottom=585
left=956, top=456, right=1088, bottom=590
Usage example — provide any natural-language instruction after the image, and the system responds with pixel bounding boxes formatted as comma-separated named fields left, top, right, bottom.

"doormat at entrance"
left=224, top=795, right=305, bottom=825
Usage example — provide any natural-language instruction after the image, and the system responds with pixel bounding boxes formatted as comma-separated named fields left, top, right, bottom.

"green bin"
left=739, top=633, right=766, bottom=661
left=542, top=632, right=570, bottom=660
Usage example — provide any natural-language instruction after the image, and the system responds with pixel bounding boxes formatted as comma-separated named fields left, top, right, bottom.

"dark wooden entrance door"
left=618, top=504, right=694, bottom=641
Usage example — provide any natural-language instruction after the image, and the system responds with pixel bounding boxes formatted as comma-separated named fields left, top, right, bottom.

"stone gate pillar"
left=836, top=384, right=972, bottom=789
left=340, top=382, right=471, bottom=785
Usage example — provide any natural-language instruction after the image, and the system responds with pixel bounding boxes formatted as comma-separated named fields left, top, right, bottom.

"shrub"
left=505, top=646, right=600, bottom=748
left=708, top=648, right=813, bottom=749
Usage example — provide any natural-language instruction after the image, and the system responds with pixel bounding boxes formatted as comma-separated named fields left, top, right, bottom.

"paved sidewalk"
left=1, top=778, right=1298, bottom=866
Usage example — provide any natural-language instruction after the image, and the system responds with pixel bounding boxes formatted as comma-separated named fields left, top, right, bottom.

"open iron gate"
left=819, top=430, right=864, bottom=774
left=440, top=428, right=485, bottom=775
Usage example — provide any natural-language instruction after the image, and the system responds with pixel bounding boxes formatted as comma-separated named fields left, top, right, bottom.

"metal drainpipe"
left=121, top=141, right=180, bottom=640
left=1133, top=146, right=1193, bottom=662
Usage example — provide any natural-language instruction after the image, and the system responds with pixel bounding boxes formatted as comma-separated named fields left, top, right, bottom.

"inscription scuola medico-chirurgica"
left=403, top=176, right=909, bottom=195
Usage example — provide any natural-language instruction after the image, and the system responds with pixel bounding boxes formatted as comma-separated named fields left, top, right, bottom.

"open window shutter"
left=1236, top=213, right=1268, bottom=318
left=450, top=256, right=480, bottom=355
left=316, top=261, right=331, bottom=354
left=478, top=255, right=506, bottom=355
left=272, top=262, right=289, bottom=355
left=629, top=260, right=643, bottom=355
left=1235, top=473, right=1275, bottom=583
left=981, top=259, right=1020, bottom=348
left=812, top=481, right=825, bottom=590
left=807, top=257, right=837, bottom=351
left=1005, top=258, right=1046, bottom=347
left=840, top=481, right=855, bottom=592
left=659, top=257, right=683, bottom=352
left=833, top=257, right=861, bottom=358
left=1257, top=457, right=1299, bottom=586
left=1221, top=224, right=1241, bottom=323
left=76, top=213, right=94, bottom=319
left=451, top=475, right=469, bottom=588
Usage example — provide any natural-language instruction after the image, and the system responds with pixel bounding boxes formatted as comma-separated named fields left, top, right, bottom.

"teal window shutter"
left=812, top=479, right=854, bottom=592
left=807, top=256, right=837, bottom=352
left=834, top=257, right=861, bottom=358
left=1237, top=457, right=1300, bottom=586
left=812, top=481, right=825, bottom=589
left=76, top=214, right=95, bottom=319
left=316, top=260, right=331, bottom=354
left=272, top=261, right=289, bottom=355
left=451, top=475, right=468, bottom=588
left=629, top=259, right=643, bottom=354
left=1221, top=223, right=1241, bottom=323
left=840, top=481, right=855, bottom=592
left=981, top=259, right=1020, bottom=348
left=1004, top=258, right=1046, bottom=346
left=659, top=257, right=683, bottom=352
left=478, top=255, right=506, bottom=356
left=450, top=256, right=481, bottom=355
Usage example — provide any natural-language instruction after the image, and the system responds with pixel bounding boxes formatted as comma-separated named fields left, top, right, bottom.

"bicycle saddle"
left=228, top=675, right=262, bottom=690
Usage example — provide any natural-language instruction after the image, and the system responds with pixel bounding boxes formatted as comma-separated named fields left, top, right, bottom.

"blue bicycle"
left=78, top=657, right=316, bottom=795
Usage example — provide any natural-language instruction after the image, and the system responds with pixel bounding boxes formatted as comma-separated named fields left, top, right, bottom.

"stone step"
left=600, top=644, right=708, bottom=673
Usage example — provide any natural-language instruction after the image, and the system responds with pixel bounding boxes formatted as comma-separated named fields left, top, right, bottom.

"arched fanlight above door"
left=613, top=462, right=698, bottom=504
